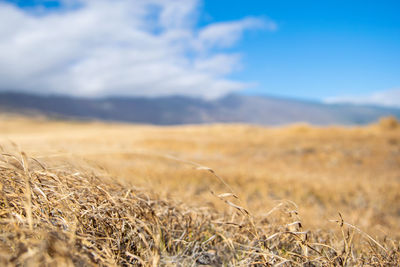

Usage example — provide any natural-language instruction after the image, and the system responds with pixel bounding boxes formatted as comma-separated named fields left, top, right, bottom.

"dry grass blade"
left=21, top=151, right=33, bottom=231
left=224, top=201, right=249, bottom=215
left=331, top=217, right=388, bottom=254
left=217, top=193, right=238, bottom=199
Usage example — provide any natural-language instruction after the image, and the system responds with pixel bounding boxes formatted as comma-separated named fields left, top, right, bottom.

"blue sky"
left=0, top=0, right=399, bottom=106
left=200, top=0, right=400, bottom=101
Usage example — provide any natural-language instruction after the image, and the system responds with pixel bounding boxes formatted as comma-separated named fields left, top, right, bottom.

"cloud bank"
left=0, top=0, right=275, bottom=98
left=324, top=88, right=400, bottom=108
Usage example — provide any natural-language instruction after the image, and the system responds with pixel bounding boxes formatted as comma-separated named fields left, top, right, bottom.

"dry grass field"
left=0, top=114, right=399, bottom=266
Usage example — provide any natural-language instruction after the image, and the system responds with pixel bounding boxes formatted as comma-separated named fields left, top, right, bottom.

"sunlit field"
left=1, top=115, right=399, bottom=265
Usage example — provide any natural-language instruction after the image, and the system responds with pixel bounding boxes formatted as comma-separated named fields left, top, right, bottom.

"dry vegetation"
left=0, top=114, right=399, bottom=266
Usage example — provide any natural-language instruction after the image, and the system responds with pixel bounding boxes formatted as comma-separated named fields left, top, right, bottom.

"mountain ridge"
left=0, top=92, right=399, bottom=125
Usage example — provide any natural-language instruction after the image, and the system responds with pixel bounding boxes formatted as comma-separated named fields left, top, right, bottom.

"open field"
left=0, top=115, right=399, bottom=265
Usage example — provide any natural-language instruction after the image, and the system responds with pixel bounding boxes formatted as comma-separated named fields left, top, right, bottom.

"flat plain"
left=0, top=115, right=399, bottom=265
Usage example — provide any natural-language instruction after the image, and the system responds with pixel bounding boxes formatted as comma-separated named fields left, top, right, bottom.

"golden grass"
left=0, top=115, right=399, bottom=265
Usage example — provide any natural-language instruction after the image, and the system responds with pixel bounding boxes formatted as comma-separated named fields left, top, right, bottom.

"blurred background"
left=0, top=0, right=399, bottom=125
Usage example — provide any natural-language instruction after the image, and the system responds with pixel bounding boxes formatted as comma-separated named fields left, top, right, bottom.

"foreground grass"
left=0, top=115, right=399, bottom=265
left=0, top=150, right=398, bottom=266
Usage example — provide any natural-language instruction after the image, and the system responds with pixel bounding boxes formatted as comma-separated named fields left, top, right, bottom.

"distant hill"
left=0, top=92, right=399, bottom=125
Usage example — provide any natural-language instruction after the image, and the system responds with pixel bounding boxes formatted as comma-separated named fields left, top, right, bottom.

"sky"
left=0, top=0, right=399, bottom=107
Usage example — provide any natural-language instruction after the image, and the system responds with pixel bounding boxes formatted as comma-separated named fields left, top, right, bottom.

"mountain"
left=0, top=92, right=399, bottom=125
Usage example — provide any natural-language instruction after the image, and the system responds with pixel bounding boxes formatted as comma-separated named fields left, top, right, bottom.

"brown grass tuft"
left=0, top=149, right=399, bottom=266
left=378, top=116, right=399, bottom=130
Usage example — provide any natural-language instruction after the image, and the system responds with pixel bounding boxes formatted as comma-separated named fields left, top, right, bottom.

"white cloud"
left=324, top=88, right=400, bottom=108
left=0, top=0, right=272, bottom=98
left=196, top=17, right=274, bottom=50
